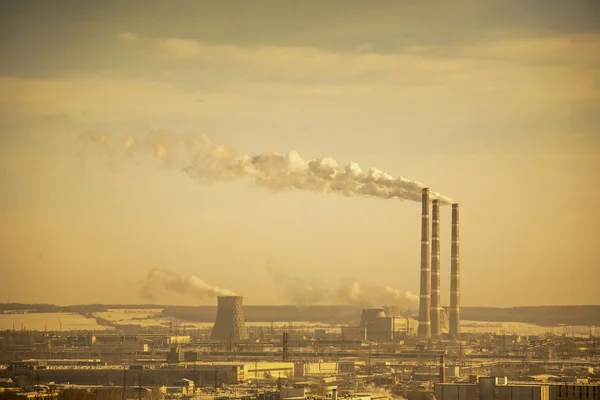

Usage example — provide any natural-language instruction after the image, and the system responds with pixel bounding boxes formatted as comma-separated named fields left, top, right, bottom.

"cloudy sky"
left=1, top=1, right=599, bottom=307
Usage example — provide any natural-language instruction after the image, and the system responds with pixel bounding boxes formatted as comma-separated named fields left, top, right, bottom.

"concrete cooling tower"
left=210, top=296, right=248, bottom=341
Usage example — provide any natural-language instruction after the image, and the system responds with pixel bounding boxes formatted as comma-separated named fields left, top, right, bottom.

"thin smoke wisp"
left=83, top=130, right=452, bottom=204
left=141, top=269, right=235, bottom=301
left=265, top=264, right=418, bottom=309
left=265, top=262, right=328, bottom=306
left=336, top=279, right=419, bottom=310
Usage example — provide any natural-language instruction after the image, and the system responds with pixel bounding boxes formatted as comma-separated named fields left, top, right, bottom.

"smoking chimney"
left=210, top=296, right=249, bottom=341
left=449, top=203, right=461, bottom=337
left=430, top=199, right=442, bottom=338
left=417, top=188, right=431, bottom=339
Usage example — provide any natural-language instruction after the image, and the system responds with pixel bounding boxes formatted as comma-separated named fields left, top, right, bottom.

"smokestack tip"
left=422, top=188, right=430, bottom=193
left=452, top=203, right=459, bottom=208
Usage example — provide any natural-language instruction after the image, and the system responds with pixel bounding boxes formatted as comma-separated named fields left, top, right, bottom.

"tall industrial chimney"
left=430, top=199, right=442, bottom=338
left=417, top=188, right=431, bottom=340
left=210, top=296, right=249, bottom=341
left=449, top=203, right=461, bottom=337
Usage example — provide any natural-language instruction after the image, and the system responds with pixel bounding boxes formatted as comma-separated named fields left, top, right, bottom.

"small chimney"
left=417, top=188, right=431, bottom=339
left=440, top=355, right=446, bottom=383
left=332, top=388, right=337, bottom=400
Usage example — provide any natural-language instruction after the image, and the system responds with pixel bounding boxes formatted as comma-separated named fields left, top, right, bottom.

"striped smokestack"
left=417, top=188, right=431, bottom=339
left=449, top=203, right=461, bottom=337
left=430, top=199, right=441, bottom=338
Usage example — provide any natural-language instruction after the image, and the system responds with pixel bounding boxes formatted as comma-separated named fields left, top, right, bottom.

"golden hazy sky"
left=0, top=1, right=599, bottom=307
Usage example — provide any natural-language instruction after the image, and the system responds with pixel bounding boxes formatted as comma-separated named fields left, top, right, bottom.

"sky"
left=0, top=0, right=599, bottom=308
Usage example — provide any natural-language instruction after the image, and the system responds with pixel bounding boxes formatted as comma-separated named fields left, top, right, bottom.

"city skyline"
left=1, top=1, right=599, bottom=307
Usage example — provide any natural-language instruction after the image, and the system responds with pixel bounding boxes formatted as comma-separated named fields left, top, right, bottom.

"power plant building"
left=435, top=379, right=550, bottom=400
left=348, top=309, right=409, bottom=342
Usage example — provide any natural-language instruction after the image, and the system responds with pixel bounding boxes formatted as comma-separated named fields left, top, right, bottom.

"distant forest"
left=1, top=303, right=599, bottom=326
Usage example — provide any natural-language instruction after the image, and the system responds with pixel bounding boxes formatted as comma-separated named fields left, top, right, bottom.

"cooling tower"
left=449, top=203, right=461, bottom=337
left=210, top=296, right=248, bottom=341
left=360, top=309, right=386, bottom=327
left=417, top=188, right=431, bottom=339
left=430, top=199, right=442, bottom=338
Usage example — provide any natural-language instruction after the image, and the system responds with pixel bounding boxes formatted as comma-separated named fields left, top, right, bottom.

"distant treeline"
left=1, top=303, right=599, bottom=326
left=160, top=305, right=361, bottom=324
left=0, top=303, right=167, bottom=314
left=159, top=305, right=600, bottom=326
left=460, top=306, right=600, bottom=327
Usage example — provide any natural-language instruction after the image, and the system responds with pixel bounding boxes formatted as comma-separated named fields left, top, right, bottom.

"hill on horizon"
left=1, top=303, right=599, bottom=326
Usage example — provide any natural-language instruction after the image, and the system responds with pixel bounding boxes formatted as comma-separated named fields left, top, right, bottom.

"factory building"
left=343, top=309, right=410, bottom=342
left=8, top=360, right=295, bottom=386
left=435, top=377, right=600, bottom=400
left=548, top=383, right=600, bottom=400
left=294, top=361, right=338, bottom=377
left=435, top=378, right=549, bottom=400
left=341, top=326, right=367, bottom=341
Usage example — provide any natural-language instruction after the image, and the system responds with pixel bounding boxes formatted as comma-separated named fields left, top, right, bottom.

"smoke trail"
left=265, top=265, right=418, bottom=309
left=84, top=130, right=452, bottom=204
left=76, top=130, right=115, bottom=170
left=336, top=279, right=418, bottom=309
left=141, top=269, right=235, bottom=300
left=265, top=262, right=328, bottom=306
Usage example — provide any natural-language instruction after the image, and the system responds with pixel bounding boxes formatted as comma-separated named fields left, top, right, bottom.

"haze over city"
left=1, top=0, right=599, bottom=308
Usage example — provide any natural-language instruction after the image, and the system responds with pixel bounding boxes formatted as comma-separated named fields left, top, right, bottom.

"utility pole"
left=282, top=331, right=289, bottom=362
left=367, top=343, right=372, bottom=378
left=214, top=367, right=218, bottom=400
left=391, top=306, right=396, bottom=341
left=122, top=368, right=127, bottom=400
left=137, top=373, right=142, bottom=400
left=254, top=357, right=258, bottom=386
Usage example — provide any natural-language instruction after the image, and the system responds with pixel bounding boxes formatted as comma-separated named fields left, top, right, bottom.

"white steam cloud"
left=265, top=263, right=418, bottom=310
left=336, top=279, right=419, bottom=309
left=141, top=269, right=235, bottom=301
left=84, top=130, right=452, bottom=204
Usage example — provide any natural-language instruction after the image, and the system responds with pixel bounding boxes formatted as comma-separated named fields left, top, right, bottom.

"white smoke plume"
left=265, top=263, right=329, bottom=306
left=336, top=279, right=419, bottom=310
left=141, top=269, right=235, bottom=301
left=84, top=130, right=452, bottom=204
left=265, top=264, right=418, bottom=310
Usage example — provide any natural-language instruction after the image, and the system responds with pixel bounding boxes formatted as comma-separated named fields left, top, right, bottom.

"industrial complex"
left=1, top=188, right=598, bottom=400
